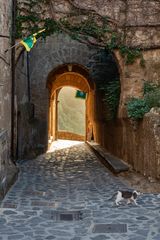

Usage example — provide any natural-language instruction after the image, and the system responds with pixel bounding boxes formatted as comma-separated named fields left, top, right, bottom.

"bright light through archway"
left=48, top=139, right=84, bottom=152
left=58, top=86, right=86, bottom=137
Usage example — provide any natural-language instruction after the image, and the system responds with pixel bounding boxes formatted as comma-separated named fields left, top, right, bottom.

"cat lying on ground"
left=113, top=190, right=141, bottom=206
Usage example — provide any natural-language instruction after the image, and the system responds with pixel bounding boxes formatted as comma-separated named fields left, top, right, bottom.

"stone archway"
left=16, top=36, right=123, bottom=159
left=47, top=65, right=95, bottom=144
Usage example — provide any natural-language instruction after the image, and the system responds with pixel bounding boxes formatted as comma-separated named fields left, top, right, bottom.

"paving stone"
left=45, top=236, right=56, bottom=240
left=0, top=218, right=6, bottom=225
left=136, top=216, right=149, bottom=220
left=0, top=140, right=160, bottom=239
left=14, top=226, right=31, bottom=232
left=3, top=210, right=17, bottom=215
left=92, top=224, right=127, bottom=233
left=2, top=203, right=17, bottom=208
left=8, top=235, right=24, bottom=239
left=128, top=237, right=147, bottom=240
left=1, top=237, right=7, bottom=240
left=90, top=235, right=110, bottom=240
left=153, top=235, right=160, bottom=240
left=70, top=237, right=81, bottom=240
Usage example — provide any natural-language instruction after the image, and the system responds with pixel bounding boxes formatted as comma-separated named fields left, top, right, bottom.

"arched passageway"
left=16, top=35, right=123, bottom=166
left=47, top=64, right=95, bottom=145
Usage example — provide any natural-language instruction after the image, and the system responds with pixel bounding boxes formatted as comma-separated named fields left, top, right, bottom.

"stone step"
left=86, top=141, right=129, bottom=173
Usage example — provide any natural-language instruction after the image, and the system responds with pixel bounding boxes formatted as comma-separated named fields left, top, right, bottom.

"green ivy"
left=127, top=82, right=160, bottom=120
left=107, top=33, right=119, bottom=50
left=119, top=45, right=144, bottom=65
left=43, top=18, right=61, bottom=36
left=59, top=16, right=113, bottom=42
left=127, top=98, right=150, bottom=120
left=144, top=89, right=160, bottom=108
left=143, top=81, right=158, bottom=95
left=100, top=80, right=120, bottom=120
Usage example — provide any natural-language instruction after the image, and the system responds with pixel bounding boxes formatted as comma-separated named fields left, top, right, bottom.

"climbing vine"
left=16, top=0, right=145, bottom=65
left=101, top=80, right=120, bottom=120
left=127, top=82, right=160, bottom=120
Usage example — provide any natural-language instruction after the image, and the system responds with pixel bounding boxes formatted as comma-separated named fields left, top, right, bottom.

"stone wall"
left=17, top=0, right=160, bottom=49
left=93, top=110, right=160, bottom=178
left=114, top=49, right=160, bottom=117
left=50, top=0, right=160, bottom=25
left=50, top=0, right=160, bottom=48
left=0, top=130, right=18, bottom=200
left=0, top=0, right=11, bottom=133
left=0, top=1, right=18, bottom=199
left=92, top=48, right=160, bottom=178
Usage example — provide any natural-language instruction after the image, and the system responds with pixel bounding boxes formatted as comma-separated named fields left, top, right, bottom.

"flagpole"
left=5, top=41, right=21, bottom=53
left=27, top=52, right=31, bottom=102
left=4, top=29, right=45, bottom=53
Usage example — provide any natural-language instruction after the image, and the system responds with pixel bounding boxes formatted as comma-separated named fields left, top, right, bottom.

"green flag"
left=75, top=90, right=86, bottom=99
left=20, top=36, right=36, bottom=52
left=20, top=29, right=45, bottom=52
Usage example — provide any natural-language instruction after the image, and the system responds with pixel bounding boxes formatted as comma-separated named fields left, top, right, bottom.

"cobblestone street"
left=0, top=140, right=160, bottom=240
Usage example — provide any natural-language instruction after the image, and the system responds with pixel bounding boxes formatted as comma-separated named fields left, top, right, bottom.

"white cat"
left=114, top=190, right=140, bottom=206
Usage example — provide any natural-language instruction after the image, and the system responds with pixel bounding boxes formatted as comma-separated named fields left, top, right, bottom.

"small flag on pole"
left=75, top=90, right=86, bottom=99
left=5, top=29, right=45, bottom=53
left=20, top=29, right=45, bottom=52
left=20, top=35, right=37, bottom=52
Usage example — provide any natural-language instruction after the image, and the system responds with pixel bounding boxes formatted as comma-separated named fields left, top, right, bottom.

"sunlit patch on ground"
left=48, top=139, right=84, bottom=152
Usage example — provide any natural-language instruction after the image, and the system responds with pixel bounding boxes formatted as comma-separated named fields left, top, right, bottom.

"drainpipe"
left=10, top=0, right=16, bottom=163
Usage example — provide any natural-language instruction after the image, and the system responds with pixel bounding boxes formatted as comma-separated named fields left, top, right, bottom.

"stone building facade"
left=0, top=0, right=18, bottom=200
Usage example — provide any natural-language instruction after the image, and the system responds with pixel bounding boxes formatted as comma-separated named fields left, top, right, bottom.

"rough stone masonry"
left=0, top=0, right=18, bottom=200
